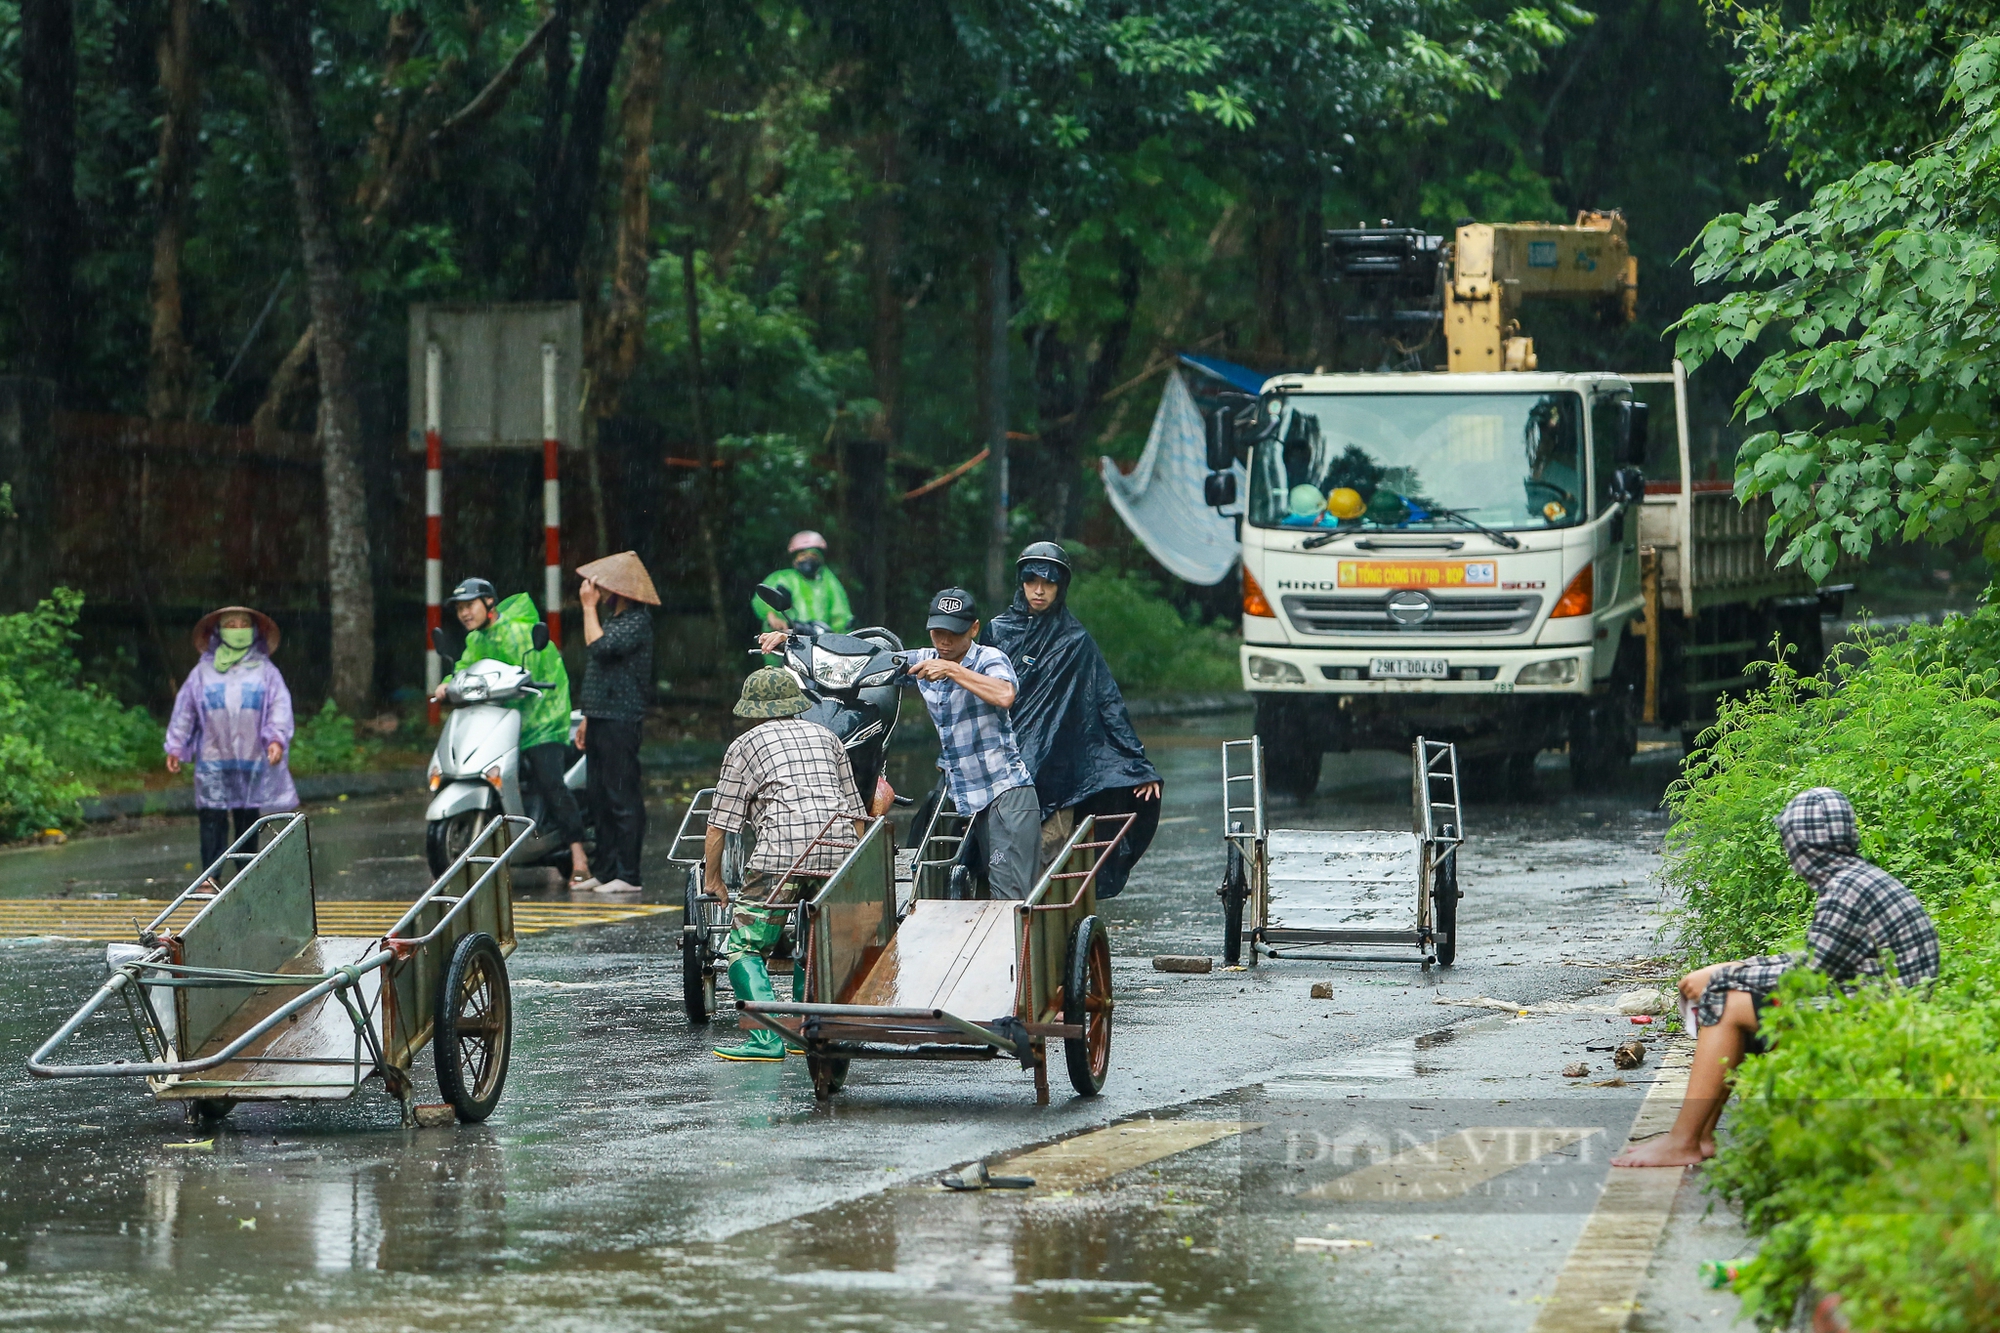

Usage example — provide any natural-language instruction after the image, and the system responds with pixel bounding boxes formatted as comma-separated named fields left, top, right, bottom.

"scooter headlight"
left=452, top=676, right=490, bottom=703
left=813, top=650, right=872, bottom=691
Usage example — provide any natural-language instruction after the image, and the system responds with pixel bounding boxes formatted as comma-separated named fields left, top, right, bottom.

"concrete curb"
left=78, top=767, right=427, bottom=823
left=1124, top=691, right=1253, bottom=718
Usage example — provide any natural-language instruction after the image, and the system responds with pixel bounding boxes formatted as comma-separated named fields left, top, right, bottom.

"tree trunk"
left=854, top=136, right=901, bottom=628
left=232, top=0, right=375, bottom=714
left=19, top=0, right=77, bottom=392
left=147, top=0, right=200, bottom=420
left=1030, top=251, right=1139, bottom=539
left=588, top=20, right=666, bottom=421
left=980, top=237, right=1011, bottom=604
left=680, top=245, right=730, bottom=665
left=529, top=0, right=650, bottom=298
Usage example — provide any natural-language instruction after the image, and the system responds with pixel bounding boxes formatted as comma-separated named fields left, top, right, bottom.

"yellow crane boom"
left=1443, top=209, right=1638, bottom=372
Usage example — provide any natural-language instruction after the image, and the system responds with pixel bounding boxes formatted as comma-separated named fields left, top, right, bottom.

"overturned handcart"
left=733, top=810, right=1131, bottom=1103
left=29, top=811, right=528, bottom=1124
left=1219, top=736, right=1464, bottom=969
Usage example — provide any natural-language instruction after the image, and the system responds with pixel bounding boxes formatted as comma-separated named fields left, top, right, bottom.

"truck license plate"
left=1370, top=657, right=1449, bottom=680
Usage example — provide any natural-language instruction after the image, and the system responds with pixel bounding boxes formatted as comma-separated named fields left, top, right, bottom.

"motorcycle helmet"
left=787, top=530, right=829, bottom=554
left=1015, top=540, right=1072, bottom=586
left=444, top=577, right=498, bottom=606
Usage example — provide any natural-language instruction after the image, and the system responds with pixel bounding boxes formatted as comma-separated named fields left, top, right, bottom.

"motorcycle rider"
left=988, top=542, right=1162, bottom=896
left=752, top=531, right=853, bottom=635
left=432, top=578, right=594, bottom=889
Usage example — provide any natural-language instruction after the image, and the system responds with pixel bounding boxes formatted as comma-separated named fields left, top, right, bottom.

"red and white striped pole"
left=541, top=341, right=562, bottom=647
left=424, top=340, right=444, bottom=727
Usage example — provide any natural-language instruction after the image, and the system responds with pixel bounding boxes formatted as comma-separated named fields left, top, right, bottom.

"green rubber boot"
left=713, top=956, right=787, bottom=1062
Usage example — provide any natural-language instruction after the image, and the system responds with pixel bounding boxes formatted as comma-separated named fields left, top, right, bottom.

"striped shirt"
left=904, top=644, right=1033, bottom=817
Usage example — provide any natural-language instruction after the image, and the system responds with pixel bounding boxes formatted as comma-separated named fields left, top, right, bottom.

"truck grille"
left=1280, top=592, right=1542, bottom=636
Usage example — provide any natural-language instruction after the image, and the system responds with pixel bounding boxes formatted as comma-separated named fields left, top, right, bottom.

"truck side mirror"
left=1608, top=466, right=1646, bottom=506
left=1204, top=471, right=1237, bottom=508
left=754, top=581, right=793, bottom=613
left=531, top=621, right=549, bottom=652
left=1204, top=408, right=1237, bottom=473
left=1618, top=400, right=1649, bottom=466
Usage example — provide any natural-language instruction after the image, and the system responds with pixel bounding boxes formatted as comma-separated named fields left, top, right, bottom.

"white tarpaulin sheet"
left=1098, top=370, right=1244, bottom=586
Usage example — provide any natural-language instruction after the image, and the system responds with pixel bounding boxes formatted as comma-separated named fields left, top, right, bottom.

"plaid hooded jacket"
left=1697, top=787, right=1940, bottom=1027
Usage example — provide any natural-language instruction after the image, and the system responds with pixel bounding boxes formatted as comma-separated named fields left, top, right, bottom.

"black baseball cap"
left=926, top=587, right=978, bottom=633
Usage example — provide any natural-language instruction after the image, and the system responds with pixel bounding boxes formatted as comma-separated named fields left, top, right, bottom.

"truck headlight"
left=1516, top=658, right=1581, bottom=686
left=1247, top=655, right=1306, bottom=685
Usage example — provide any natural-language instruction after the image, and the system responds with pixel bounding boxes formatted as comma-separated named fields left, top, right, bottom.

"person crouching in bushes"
left=1613, top=787, right=1938, bottom=1168
left=164, top=606, right=299, bottom=871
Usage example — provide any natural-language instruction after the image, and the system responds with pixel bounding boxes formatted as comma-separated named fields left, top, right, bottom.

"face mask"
left=794, top=556, right=823, bottom=578
left=220, top=627, right=254, bottom=649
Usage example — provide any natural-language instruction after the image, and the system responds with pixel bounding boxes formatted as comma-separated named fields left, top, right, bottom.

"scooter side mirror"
left=755, top=582, right=794, bottom=614
left=531, top=621, right=549, bottom=653
left=431, top=626, right=453, bottom=659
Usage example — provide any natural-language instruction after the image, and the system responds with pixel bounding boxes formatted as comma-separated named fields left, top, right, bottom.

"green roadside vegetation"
left=1665, top=605, right=2000, bottom=1328
left=1066, top=568, right=1241, bottom=696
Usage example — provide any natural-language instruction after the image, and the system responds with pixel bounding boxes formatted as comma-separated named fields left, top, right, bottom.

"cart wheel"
left=1063, top=915, right=1112, bottom=1097
left=186, top=1097, right=235, bottom=1124
left=682, top=867, right=716, bottom=1023
left=807, top=1054, right=849, bottom=1100
left=1220, top=842, right=1247, bottom=966
left=1432, top=850, right=1459, bottom=969
left=427, top=805, right=493, bottom=880
left=434, top=932, right=512, bottom=1122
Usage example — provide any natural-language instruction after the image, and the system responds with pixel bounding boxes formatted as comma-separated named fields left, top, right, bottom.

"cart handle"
left=1021, top=812, right=1135, bottom=912
left=28, top=949, right=393, bottom=1080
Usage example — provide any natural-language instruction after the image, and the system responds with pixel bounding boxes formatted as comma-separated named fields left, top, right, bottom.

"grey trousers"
left=970, top=784, right=1043, bottom=900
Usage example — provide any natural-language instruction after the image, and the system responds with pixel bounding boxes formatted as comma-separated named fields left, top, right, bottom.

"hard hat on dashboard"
left=1326, top=487, right=1366, bottom=520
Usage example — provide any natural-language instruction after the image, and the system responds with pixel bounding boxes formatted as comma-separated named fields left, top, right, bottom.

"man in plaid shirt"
left=704, top=666, right=866, bottom=1062
left=903, top=587, right=1041, bottom=899
left=1615, top=787, right=1938, bottom=1167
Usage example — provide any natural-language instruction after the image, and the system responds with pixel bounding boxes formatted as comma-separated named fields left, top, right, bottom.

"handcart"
left=734, top=810, right=1132, bottom=1104
left=29, top=811, right=530, bottom=1125
left=1219, top=736, right=1464, bottom=969
left=667, top=789, right=808, bottom=1022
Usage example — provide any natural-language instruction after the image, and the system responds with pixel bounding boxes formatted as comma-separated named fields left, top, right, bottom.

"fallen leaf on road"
left=1295, top=1237, right=1372, bottom=1252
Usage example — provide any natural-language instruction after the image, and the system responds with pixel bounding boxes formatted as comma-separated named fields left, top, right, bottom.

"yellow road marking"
left=1528, top=1045, right=1693, bottom=1333
left=996, top=1119, right=1249, bottom=1190
left=1304, top=1125, right=1604, bottom=1201
left=0, top=899, right=676, bottom=941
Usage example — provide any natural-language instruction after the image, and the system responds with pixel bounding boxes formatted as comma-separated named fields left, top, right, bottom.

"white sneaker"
left=594, top=878, right=640, bottom=894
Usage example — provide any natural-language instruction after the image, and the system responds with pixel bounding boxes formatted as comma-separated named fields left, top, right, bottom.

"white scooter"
left=425, top=626, right=590, bottom=879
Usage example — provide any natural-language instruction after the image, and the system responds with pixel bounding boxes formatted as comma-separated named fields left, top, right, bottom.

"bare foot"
left=1611, top=1137, right=1705, bottom=1168
left=1699, top=1137, right=1717, bottom=1159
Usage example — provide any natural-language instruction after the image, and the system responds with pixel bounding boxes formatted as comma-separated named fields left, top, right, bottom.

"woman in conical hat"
left=165, top=606, right=298, bottom=869
left=575, top=552, right=657, bottom=892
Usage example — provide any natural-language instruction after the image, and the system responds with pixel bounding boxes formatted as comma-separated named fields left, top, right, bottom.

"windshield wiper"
left=1410, top=500, right=1522, bottom=550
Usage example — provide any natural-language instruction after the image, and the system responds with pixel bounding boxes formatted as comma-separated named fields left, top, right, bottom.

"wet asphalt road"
left=0, top=714, right=1690, bottom=1331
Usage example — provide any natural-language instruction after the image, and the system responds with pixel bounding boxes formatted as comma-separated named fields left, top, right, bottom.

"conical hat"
left=576, top=550, right=660, bottom=605
left=191, top=605, right=281, bottom=653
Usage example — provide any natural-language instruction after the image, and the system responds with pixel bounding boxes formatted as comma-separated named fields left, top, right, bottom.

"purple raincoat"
left=164, top=633, right=300, bottom=812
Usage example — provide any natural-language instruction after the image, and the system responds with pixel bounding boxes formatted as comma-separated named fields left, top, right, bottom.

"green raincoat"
left=751, top=566, right=853, bottom=632
left=453, top=592, right=571, bottom=749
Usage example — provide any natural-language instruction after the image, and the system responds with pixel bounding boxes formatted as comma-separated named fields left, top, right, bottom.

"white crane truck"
left=1214, top=215, right=1845, bottom=794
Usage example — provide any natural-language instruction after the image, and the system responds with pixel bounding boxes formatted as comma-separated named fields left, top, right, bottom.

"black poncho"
left=988, top=583, right=1161, bottom=897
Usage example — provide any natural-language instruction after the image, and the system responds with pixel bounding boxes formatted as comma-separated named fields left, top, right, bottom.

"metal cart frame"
left=29, top=811, right=530, bottom=1125
left=735, top=809, right=1132, bottom=1104
left=1220, top=736, right=1464, bottom=968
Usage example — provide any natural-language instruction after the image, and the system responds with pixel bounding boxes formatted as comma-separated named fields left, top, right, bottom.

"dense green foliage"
left=1664, top=606, right=2000, bottom=1328
left=0, top=590, right=163, bottom=839
left=1066, top=569, right=1241, bottom=695
left=286, top=699, right=388, bottom=777
left=1679, top=25, right=2000, bottom=578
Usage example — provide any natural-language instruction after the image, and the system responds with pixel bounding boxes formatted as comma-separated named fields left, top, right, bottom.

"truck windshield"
left=1246, top=391, right=1587, bottom=534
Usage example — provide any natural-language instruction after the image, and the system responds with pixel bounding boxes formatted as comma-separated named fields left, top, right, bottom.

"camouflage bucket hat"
left=734, top=666, right=811, bottom=718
